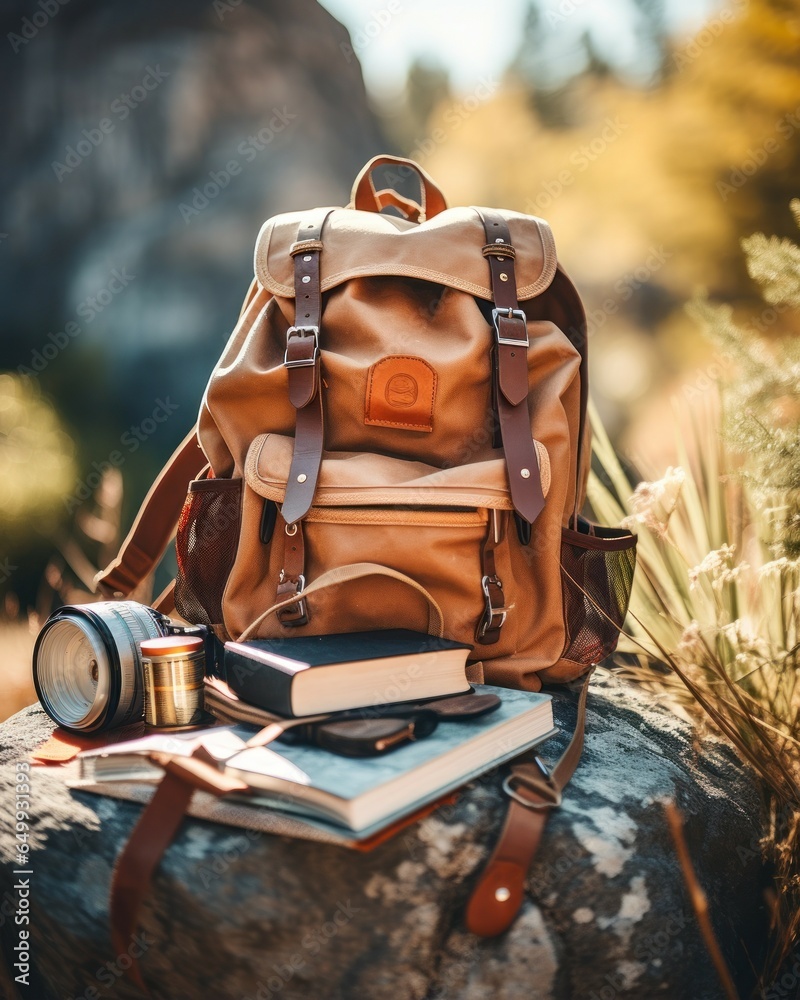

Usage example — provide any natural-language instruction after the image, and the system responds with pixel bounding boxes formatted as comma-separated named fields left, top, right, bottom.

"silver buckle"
left=283, top=326, right=319, bottom=368
left=478, top=574, right=507, bottom=638
left=491, top=307, right=529, bottom=347
left=278, top=570, right=306, bottom=592
left=502, top=766, right=562, bottom=810
left=276, top=572, right=308, bottom=626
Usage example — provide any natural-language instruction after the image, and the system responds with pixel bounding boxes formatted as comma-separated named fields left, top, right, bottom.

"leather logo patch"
left=366, top=356, right=437, bottom=432
left=385, top=374, right=418, bottom=408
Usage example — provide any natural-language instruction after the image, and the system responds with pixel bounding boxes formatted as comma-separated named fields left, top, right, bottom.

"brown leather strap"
left=350, top=154, right=448, bottom=221
left=374, top=187, right=427, bottom=222
left=465, top=668, right=594, bottom=936
left=280, top=209, right=333, bottom=526
left=95, top=429, right=208, bottom=598
left=475, top=510, right=508, bottom=645
left=110, top=749, right=249, bottom=989
left=476, top=208, right=546, bottom=527
left=275, top=519, right=308, bottom=626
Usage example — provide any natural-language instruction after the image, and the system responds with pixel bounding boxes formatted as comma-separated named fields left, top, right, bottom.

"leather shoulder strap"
left=110, top=751, right=248, bottom=989
left=94, top=428, right=208, bottom=598
left=465, top=668, right=594, bottom=936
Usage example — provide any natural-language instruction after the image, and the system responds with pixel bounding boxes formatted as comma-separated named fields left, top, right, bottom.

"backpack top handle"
left=350, top=154, right=448, bottom=223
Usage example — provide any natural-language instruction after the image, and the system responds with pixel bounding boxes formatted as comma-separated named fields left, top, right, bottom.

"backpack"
left=95, top=155, right=639, bottom=967
left=95, top=154, right=637, bottom=693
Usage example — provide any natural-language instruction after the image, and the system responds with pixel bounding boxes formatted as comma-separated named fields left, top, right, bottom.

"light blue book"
left=77, top=684, right=554, bottom=841
left=224, top=684, right=554, bottom=838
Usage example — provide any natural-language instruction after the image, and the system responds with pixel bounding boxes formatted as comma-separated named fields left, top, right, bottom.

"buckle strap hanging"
left=281, top=208, right=334, bottom=526
left=474, top=208, right=546, bottom=527
left=276, top=519, right=308, bottom=626
left=465, top=667, right=594, bottom=936
left=476, top=510, right=509, bottom=645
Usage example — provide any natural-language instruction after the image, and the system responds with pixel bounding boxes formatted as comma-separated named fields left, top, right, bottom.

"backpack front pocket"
left=224, top=433, right=550, bottom=648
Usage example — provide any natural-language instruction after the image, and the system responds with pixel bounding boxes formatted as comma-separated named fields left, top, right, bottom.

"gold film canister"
left=140, top=635, right=207, bottom=730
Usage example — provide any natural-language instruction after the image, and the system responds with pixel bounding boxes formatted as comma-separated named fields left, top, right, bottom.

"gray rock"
left=0, top=671, right=767, bottom=999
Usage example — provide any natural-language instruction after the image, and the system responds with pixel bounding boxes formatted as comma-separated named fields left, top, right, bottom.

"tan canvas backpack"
left=96, top=155, right=640, bottom=958
left=96, top=154, right=636, bottom=692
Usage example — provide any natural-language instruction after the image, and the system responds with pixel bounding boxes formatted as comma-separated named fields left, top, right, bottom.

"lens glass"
left=36, top=618, right=111, bottom=729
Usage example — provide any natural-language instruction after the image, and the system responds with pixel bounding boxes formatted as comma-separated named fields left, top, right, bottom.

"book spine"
left=224, top=650, right=296, bottom=717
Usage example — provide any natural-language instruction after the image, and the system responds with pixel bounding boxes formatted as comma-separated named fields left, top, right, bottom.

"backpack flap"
left=254, top=206, right=557, bottom=303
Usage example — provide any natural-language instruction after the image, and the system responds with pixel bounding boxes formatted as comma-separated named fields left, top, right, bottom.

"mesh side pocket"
left=560, top=517, right=637, bottom=666
left=175, top=477, right=242, bottom=626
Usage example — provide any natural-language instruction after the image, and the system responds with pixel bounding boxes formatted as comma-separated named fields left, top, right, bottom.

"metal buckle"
left=283, top=326, right=319, bottom=368
left=502, top=766, right=562, bottom=810
left=477, top=574, right=508, bottom=638
left=276, top=572, right=308, bottom=626
left=491, top=307, right=529, bottom=348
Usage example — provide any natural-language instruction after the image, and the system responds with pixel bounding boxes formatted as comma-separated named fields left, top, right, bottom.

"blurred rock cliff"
left=0, top=0, right=384, bottom=454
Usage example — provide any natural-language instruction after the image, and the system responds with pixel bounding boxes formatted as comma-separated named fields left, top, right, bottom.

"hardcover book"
left=223, top=629, right=472, bottom=717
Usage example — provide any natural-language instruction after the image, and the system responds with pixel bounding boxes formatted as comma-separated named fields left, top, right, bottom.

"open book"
left=75, top=684, right=555, bottom=840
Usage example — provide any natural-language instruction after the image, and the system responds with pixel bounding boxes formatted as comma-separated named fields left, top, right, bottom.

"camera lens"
left=33, top=601, right=168, bottom=733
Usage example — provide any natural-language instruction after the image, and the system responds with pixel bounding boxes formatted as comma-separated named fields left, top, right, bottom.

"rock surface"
left=0, top=671, right=768, bottom=1000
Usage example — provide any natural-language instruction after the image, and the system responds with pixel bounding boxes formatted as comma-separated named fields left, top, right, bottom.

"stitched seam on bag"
left=304, top=507, right=487, bottom=527
left=257, top=261, right=557, bottom=302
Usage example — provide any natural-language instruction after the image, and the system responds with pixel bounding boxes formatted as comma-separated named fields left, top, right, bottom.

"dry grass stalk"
left=665, top=801, right=740, bottom=1000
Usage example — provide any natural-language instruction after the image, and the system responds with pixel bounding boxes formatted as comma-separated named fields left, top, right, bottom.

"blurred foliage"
left=690, top=200, right=800, bottom=558
left=0, top=374, right=75, bottom=544
left=589, top=204, right=800, bottom=982
left=378, top=0, right=800, bottom=446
